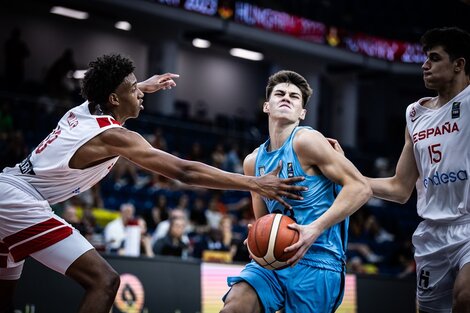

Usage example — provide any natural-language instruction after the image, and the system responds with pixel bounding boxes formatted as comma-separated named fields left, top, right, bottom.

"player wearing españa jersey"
left=221, top=70, right=371, bottom=313
left=354, top=27, right=470, bottom=313
left=0, top=54, right=307, bottom=313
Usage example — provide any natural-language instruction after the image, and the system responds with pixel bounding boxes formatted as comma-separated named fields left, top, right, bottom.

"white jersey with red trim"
left=2, top=101, right=121, bottom=204
left=406, top=85, right=470, bottom=221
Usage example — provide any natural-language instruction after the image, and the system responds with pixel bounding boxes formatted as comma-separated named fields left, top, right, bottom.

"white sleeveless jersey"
left=406, top=85, right=470, bottom=221
left=2, top=101, right=121, bottom=204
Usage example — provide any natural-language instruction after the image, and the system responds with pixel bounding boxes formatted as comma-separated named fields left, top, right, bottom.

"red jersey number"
left=427, top=143, right=442, bottom=164
left=36, top=126, right=62, bottom=154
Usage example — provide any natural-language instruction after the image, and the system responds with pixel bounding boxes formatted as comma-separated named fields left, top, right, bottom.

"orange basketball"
left=247, top=213, right=299, bottom=270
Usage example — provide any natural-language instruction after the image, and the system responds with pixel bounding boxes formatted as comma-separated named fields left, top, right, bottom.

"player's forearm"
left=312, top=181, right=371, bottom=232
left=367, top=177, right=413, bottom=204
left=179, top=161, right=256, bottom=192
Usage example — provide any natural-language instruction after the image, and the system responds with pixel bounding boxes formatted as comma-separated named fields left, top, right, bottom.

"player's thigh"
left=222, top=282, right=262, bottom=313
left=285, top=265, right=344, bottom=313
left=30, top=229, right=93, bottom=275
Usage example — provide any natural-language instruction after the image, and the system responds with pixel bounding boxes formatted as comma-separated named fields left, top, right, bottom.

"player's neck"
left=268, top=123, right=297, bottom=151
left=436, top=76, right=470, bottom=106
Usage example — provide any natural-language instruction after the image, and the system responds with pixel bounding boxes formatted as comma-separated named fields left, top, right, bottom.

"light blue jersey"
left=255, top=126, right=348, bottom=271
left=225, top=126, right=347, bottom=313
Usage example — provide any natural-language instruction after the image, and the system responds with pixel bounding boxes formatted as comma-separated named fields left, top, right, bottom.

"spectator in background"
left=144, top=193, right=169, bottom=234
left=137, top=216, right=154, bottom=258
left=211, top=143, right=226, bottom=169
left=153, top=215, right=189, bottom=258
left=192, top=215, right=240, bottom=261
left=225, top=143, right=243, bottom=173
left=149, top=127, right=168, bottom=151
left=4, top=28, right=30, bottom=89
left=151, top=208, right=189, bottom=246
left=189, top=196, right=209, bottom=235
left=104, top=203, right=135, bottom=254
left=205, top=194, right=225, bottom=229
left=45, top=48, right=76, bottom=99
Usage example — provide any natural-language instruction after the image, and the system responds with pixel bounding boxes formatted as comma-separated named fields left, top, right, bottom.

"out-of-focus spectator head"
left=63, top=205, right=80, bottom=224
left=120, top=203, right=135, bottom=223
left=169, top=217, right=187, bottom=239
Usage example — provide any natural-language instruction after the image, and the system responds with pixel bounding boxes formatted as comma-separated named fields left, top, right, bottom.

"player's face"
left=264, top=83, right=306, bottom=122
left=115, top=73, right=144, bottom=119
left=422, top=46, right=457, bottom=90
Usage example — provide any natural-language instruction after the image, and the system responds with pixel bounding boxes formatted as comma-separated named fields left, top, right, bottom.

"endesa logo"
left=423, top=170, right=468, bottom=188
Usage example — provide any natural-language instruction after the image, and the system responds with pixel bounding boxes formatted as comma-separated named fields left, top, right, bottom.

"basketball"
left=247, top=213, right=299, bottom=270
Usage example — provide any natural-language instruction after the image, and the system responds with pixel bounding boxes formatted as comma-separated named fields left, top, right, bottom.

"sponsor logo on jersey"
left=287, top=162, right=294, bottom=177
left=18, top=154, right=35, bottom=175
left=422, top=169, right=468, bottom=188
left=67, top=112, right=79, bottom=129
left=72, top=187, right=81, bottom=194
left=412, top=121, right=459, bottom=143
left=451, top=102, right=461, bottom=119
left=258, top=166, right=265, bottom=176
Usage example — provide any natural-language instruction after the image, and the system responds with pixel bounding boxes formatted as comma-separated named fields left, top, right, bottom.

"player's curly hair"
left=80, top=54, right=135, bottom=105
left=421, top=27, right=470, bottom=75
left=266, top=70, right=312, bottom=108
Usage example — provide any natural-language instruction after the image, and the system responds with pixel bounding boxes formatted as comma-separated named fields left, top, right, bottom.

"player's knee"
left=101, top=268, right=120, bottom=296
left=89, top=266, right=120, bottom=296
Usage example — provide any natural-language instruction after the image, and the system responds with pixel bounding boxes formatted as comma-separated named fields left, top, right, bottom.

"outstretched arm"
left=368, top=128, right=418, bottom=203
left=98, top=128, right=306, bottom=208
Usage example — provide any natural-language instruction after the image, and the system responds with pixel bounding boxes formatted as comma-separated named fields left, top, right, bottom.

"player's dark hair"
left=266, top=70, right=312, bottom=108
left=80, top=54, right=135, bottom=105
left=421, top=27, right=470, bottom=75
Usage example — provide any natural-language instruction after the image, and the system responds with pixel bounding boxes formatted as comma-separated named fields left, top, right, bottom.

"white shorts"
left=412, top=218, right=470, bottom=313
left=0, top=175, right=93, bottom=279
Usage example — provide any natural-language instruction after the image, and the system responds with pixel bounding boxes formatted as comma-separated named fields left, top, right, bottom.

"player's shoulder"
left=96, top=127, right=142, bottom=147
left=294, top=127, right=324, bottom=144
left=244, top=147, right=260, bottom=164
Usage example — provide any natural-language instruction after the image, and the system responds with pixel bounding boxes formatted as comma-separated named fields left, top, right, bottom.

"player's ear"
left=299, top=108, right=307, bottom=120
left=262, top=101, right=270, bottom=113
left=109, top=93, right=119, bottom=106
left=454, top=57, right=465, bottom=73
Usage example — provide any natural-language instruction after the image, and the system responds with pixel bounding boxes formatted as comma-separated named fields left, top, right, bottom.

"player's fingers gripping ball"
left=247, top=213, right=299, bottom=270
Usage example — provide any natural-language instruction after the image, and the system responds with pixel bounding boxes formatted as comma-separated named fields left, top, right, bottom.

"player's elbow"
left=358, top=179, right=373, bottom=202
left=394, top=191, right=412, bottom=204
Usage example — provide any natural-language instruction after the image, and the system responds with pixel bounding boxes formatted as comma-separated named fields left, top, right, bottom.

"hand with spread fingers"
left=137, top=73, right=179, bottom=93
left=253, top=161, right=306, bottom=210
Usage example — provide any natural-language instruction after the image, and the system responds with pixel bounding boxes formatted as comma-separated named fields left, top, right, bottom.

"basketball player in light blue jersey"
left=220, top=70, right=371, bottom=313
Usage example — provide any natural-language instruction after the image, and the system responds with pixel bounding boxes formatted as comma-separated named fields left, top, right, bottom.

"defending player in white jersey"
left=0, top=54, right=307, bottom=313
left=337, top=27, right=470, bottom=313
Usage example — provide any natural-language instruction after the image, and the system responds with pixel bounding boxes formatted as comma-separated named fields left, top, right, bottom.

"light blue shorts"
left=225, top=261, right=345, bottom=313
